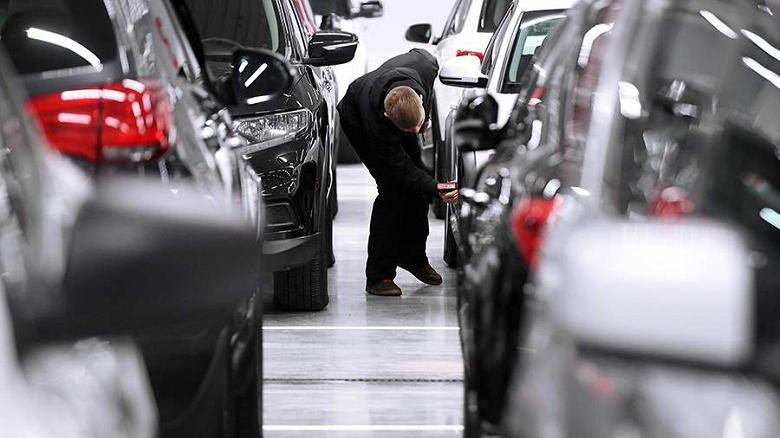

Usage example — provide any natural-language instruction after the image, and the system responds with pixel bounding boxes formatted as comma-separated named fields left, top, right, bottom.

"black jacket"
left=338, top=49, right=439, bottom=197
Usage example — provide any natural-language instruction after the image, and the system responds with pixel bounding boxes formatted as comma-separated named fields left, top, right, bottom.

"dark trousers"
left=340, top=117, right=430, bottom=285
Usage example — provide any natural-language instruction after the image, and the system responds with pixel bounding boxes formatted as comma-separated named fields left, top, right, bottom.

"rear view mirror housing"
left=405, top=23, right=433, bottom=44
left=440, top=56, right=488, bottom=88
left=453, top=93, right=500, bottom=153
left=232, top=48, right=296, bottom=106
left=304, top=31, right=359, bottom=66
left=356, top=1, right=384, bottom=18
left=556, top=220, right=753, bottom=367
left=15, top=178, right=259, bottom=346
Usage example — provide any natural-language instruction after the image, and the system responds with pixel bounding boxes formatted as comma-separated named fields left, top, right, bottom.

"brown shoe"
left=366, top=279, right=403, bottom=296
left=398, top=263, right=443, bottom=285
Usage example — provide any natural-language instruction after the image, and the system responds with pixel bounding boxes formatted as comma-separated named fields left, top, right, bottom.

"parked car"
left=453, top=0, right=780, bottom=435
left=0, top=39, right=260, bottom=437
left=185, top=0, right=358, bottom=311
left=437, top=0, right=573, bottom=267
left=306, top=0, right=383, bottom=163
left=405, top=0, right=511, bottom=218
left=1, top=0, right=297, bottom=436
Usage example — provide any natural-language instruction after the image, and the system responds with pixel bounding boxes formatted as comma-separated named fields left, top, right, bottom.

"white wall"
left=359, top=0, right=457, bottom=70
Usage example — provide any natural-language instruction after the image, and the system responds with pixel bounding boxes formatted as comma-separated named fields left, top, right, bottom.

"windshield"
left=185, top=0, right=286, bottom=78
left=504, top=10, right=566, bottom=86
left=0, top=0, right=118, bottom=75
left=478, top=0, right=512, bottom=33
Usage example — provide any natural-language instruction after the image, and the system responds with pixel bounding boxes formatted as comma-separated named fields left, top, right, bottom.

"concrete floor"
left=263, top=164, right=464, bottom=437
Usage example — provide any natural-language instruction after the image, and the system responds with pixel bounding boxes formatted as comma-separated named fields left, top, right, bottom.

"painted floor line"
left=262, top=326, right=460, bottom=331
left=263, top=425, right=464, bottom=431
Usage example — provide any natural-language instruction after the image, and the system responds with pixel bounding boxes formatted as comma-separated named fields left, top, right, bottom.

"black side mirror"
left=405, top=23, right=433, bottom=44
left=357, top=0, right=383, bottom=18
left=304, top=31, right=358, bottom=66
left=454, top=94, right=500, bottom=153
left=232, top=48, right=296, bottom=106
left=16, top=178, right=258, bottom=345
left=320, top=13, right=343, bottom=31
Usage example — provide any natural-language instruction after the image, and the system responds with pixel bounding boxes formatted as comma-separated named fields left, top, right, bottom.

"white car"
left=436, top=0, right=574, bottom=266
left=405, top=0, right=512, bottom=217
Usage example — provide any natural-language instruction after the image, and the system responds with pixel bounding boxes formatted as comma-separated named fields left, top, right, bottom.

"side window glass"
left=502, top=11, right=566, bottom=93
left=478, top=0, right=511, bottom=33
left=447, top=0, right=471, bottom=37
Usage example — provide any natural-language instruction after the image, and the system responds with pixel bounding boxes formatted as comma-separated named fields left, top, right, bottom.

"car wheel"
left=444, top=206, right=457, bottom=267
left=233, top=292, right=262, bottom=438
left=273, top=213, right=330, bottom=311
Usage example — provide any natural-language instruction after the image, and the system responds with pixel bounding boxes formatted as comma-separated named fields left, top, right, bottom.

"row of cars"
left=418, top=0, right=780, bottom=436
left=0, top=0, right=369, bottom=436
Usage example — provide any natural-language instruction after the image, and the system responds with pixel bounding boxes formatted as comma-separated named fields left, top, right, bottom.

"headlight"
left=234, top=109, right=312, bottom=154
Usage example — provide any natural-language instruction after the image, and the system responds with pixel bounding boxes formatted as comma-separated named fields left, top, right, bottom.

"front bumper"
left=262, top=231, right=321, bottom=272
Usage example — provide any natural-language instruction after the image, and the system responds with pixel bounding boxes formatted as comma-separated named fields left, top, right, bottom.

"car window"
left=502, top=10, right=566, bottom=92
left=481, top=3, right=513, bottom=75
left=0, top=0, right=118, bottom=75
left=478, top=0, right=512, bottom=33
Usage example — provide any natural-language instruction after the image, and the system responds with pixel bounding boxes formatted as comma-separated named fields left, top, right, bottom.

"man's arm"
left=371, top=134, right=439, bottom=197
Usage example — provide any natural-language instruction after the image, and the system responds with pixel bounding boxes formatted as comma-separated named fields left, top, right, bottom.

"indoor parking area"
left=0, top=0, right=779, bottom=437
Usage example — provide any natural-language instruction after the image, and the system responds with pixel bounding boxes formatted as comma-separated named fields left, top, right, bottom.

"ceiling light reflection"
left=26, top=27, right=102, bottom=68
left=699, top=10, right=738, bottom=40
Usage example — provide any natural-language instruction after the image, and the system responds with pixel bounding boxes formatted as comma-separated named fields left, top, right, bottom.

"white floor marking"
left=262, top=326, right=459, bottom=331
left=263, top=425, right=464, bottom=431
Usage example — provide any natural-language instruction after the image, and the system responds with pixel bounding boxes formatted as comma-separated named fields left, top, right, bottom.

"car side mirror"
left=304, top=31, right=358, bottom=66
left=557, top=220, right=753, bottom=367
left=453, top=93, right=500, bottom=153
left=440, top=55, right=488, bottom=88
left=405, top=23, right=433, bottom=44
left=356, top=0, right=384, bottom=18
left=320, top=13, right=343, bottom=31
left=15, top=178, right=258, bottom=346
left=232, top=48, right=296, bottom=106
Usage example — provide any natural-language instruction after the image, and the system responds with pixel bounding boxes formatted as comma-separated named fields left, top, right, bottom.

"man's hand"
left=440, top=189, right=458, bottom=204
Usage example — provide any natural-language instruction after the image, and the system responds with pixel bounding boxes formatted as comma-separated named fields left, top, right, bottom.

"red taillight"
left=649, top=186, right=694, bottom=219
left=456, top=50, right=484, bottom=63
left=511, top=196, right=561, bottom=268
left=27, top=80, right=171, bottom=164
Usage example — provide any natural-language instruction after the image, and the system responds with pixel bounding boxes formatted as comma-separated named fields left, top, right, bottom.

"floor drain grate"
left=265, top=378, right=463, bottom=383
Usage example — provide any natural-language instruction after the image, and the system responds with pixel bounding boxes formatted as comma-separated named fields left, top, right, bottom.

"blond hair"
left=384, top=86, right=423, bottom=130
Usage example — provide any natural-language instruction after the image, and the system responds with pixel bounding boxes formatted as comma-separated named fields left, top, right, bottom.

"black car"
left=0, top=33, right=262, bottom=437
left=453, top=0, right=780, bottom=435
left=186, top=0, right=358, bottom=311
left=1, top=0, right=297, bottom=436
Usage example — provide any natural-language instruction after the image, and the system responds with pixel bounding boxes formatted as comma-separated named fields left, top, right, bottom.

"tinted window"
left=504, top=11, right=565, bottom=87
left=185, top=0, right=286, bottom=54
left=478, top=0, right=511, bottom=33
left=0, top=0, right=117, bottom=75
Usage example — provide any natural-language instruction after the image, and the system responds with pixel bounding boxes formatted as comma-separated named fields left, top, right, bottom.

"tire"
left=273, top=217, right=330, bottom=311
left=444, top=206, right=457, bottom=268
left=233, top=293, right=262, bottom=438
left=326, top=199, right=335, bottom=268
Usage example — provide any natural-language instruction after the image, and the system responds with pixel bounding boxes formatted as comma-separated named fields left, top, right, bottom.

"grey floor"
left=263, top=164, right=464, bottom=437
